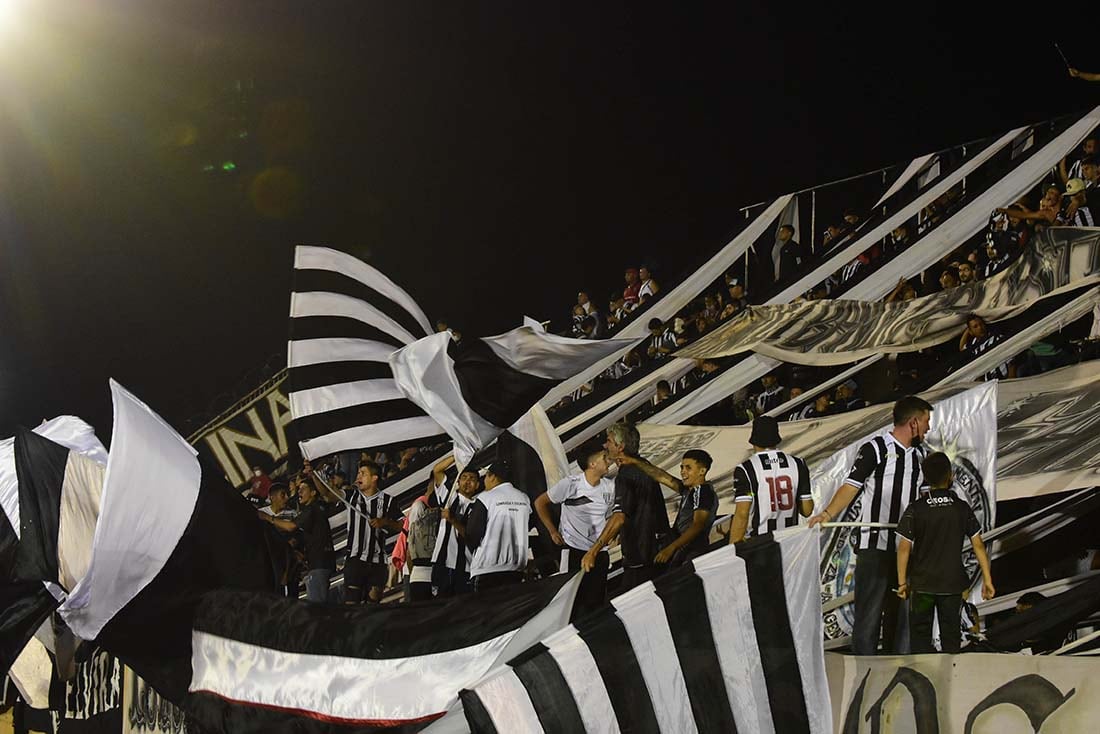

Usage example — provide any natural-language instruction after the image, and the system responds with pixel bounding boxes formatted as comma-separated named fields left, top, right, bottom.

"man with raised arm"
left=582, top=423, right=670, bottom=590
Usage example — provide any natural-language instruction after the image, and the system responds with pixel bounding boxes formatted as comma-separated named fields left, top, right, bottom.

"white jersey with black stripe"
left=733, top=450, right=813, bottom=538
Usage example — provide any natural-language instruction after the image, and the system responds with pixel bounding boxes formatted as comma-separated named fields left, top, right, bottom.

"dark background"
left=0, top=1, right=1096, bottom=439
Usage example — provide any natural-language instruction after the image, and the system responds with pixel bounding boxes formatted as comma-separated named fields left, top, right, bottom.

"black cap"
left=749, top=416, right=782, bottom=448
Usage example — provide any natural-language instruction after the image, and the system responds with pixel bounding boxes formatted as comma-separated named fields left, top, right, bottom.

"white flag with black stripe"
left=184, top=574, right=584, bottom=731
left=460, top=529, right=831, bottom=734
left=289, top=245, right=447, bottom=460
left=288, top=245, right=637, bottom=462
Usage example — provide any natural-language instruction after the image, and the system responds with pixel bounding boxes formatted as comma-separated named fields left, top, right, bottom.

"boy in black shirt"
left=896, top=452, right=995, bottom=653
left=616, top=449, right=718, bottom=566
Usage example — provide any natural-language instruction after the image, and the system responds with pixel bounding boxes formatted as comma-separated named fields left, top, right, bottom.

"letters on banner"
left=826, top=652, right=1092, bottom=733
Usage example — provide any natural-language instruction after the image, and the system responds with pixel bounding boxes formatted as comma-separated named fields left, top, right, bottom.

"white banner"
left=826, top=652, right=1095, bottom=733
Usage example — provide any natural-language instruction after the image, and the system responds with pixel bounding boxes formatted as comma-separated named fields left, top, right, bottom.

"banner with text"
left=826, top=651, right=1094, bottom=733
left=188, top=372, right=294, bottom=489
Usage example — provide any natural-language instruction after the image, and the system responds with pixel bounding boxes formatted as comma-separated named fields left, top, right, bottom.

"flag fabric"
left=288, top=245, right=447, bottom=460
left=288, top=245, right=636, bottom=462
left=185, top=574, right=583, bottom=732
left=54, top=381, right=277, bottom=704
left=0, top=416, right=108, bottom=681
left=459, top=529, right=832, bottom=734
left=389, top=322, right=634, bottom=465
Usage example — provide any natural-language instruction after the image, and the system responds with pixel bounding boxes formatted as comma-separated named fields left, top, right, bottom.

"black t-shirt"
left=671, top=483, right=719, bottom=561
left=296, top=500, right=336, bottom=572
left=897, top=489, right=981, bottom=594
left=613, top=462, right=670, bottom=567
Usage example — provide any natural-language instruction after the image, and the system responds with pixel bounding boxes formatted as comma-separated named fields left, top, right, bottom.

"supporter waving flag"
left=288, top=245, right=636, bottom=462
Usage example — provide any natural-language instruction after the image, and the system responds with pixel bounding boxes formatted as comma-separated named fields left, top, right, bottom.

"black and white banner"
left=679, top=227, right=1100, bottom=365
left=185, top=575, right=582, bottom=731
left=189, top=372, right=294, bottom=490
left=460, top=530, right=831, bottom=734
left=826, top=652, right=1093, bottom=733
left=123, top=667, right=187, bottom=734
left=289, top=244, right=634, bottom=463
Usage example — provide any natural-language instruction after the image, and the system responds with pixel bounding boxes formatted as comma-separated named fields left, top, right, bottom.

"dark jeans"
left=473, top=570, right=524, bottom=592
left=853, top=549, right=910, bottom=655
left=910, top=592, right=962, bottom=653
left=432, top=563, right=471, bottom=597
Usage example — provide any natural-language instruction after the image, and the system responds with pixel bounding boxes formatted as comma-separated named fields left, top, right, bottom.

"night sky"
left=0, top=1, right=1096, bottom=440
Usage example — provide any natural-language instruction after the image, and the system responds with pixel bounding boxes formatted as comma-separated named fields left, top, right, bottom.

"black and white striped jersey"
left=966, top=330, right=1009, bottom=380
left=844, top=432, right=927, bottom=552
left=345, top=489, right=401, bottom=564
left=430, top=484, right=474, bottom=572
left=733, top=450, right=812, bottom=538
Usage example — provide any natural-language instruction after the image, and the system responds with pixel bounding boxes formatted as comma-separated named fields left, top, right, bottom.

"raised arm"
left=1069, top=67, right=1100, bottom=82
left=617, top=454, right=683, bottom=493
left=432, top=454, right=456, bottom=489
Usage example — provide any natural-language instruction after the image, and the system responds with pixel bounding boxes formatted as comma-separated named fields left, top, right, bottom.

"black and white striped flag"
left=0, top=417, right=108, bottom=679
left=288, top=245, right=636, bottom=462
left=460, top=530, right=832, bottom=734
left=185, top=574, right=584, bottom=731
left=289, top=245, right=447, bottom=460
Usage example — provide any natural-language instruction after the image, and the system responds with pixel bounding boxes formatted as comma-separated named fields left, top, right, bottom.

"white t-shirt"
left=546, top=473, right=616, bottom=551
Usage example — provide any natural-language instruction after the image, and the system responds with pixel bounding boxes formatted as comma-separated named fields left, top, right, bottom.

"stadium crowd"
left=242, top=124, right=1100, bottom=655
